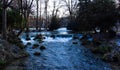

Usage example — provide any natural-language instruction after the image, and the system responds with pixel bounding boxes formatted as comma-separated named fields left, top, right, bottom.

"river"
left=3, top=28, right=111, bottom=70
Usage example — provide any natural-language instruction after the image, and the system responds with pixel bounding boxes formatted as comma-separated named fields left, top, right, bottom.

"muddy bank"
left=80, top=35, right=120, bottom=70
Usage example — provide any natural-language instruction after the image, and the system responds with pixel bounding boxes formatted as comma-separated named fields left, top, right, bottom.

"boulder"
left=26, top=37, right=31, bottom=41
left=40, top=46, right=46, bottom=50
left=72, top=36, right=78, bottom=40
left=32, top=44, right=39, bottom=49
left=34, top=34, right=43, bottom=40
left=50, top=35, right=55, bottom=39
left=33, top=52, right=41, bottom=56
left=73, top=42, right=78, bottom=44
left=26, top=42, right=31, bottom=45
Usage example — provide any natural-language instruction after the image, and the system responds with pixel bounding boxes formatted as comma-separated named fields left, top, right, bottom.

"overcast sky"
left=32, top=0, right=71, bottom=18
left=32, top=0, right=80, bottom=18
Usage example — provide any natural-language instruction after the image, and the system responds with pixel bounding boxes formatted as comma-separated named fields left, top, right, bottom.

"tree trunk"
left=36, top=0, right=39, bottom=30
left=2, top=7, right=7, bottom=40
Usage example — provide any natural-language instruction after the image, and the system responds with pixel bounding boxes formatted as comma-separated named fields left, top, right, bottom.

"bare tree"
left=1, top=0, right=13, bottom=40
left=48, top=0, right=63, bottom=30
left=36, top=0, right=39, bottom=30
left=39, top=0, right=42, bottom=30
left=44, top=0, right=49, bottom=30
left=62, top=0, right=78, bottom=20
left=14, top=0, right=34, bottom=36
left=51, top=0, right=63, bottom=17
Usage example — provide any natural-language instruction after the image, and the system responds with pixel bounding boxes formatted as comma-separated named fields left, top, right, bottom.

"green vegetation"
left=0, top=9, right=23, bottom=33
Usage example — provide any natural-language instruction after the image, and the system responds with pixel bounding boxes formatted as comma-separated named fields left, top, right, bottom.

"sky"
left=32, top=0, right=71, bottom=18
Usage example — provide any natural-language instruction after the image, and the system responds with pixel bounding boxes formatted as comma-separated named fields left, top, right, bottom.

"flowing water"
left=3, top=28, right=112, bottom=70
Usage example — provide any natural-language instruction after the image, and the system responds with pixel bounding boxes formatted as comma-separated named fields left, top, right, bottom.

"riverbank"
left=81, top=35, right=120, bottom=70
left=0, top=38, right=29, bottom=69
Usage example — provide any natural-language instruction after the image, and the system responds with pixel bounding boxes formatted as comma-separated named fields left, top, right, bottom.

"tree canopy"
left=69, top=0, right=118, bottom=33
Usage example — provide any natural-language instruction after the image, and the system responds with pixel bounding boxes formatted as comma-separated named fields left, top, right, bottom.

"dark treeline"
left=67, top=0, right=119, bottom=35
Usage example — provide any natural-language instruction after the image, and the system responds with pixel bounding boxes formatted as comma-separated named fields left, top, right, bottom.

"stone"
left=40, top=46, right=46, bottom=50
left=26, top=42, right=31, bottom=45
left=32, top=44, right=39, bottom=49
left=34, top=34, right=43, bottom=40
left=50, top=35, right=55, bottom=38
left=26, top=37, right=31, bottom=41
left=72, top=36, right=78, bottom=40
left=33, top=52, right=41, bottom=56
left=73, top=42, right=78, bottom=44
